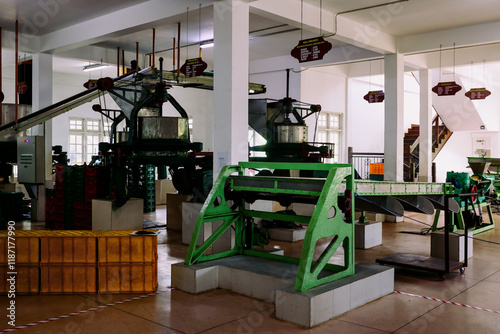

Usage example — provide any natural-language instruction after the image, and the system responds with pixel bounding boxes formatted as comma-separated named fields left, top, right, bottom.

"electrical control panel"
left=17, top=136, right=44, bottom=184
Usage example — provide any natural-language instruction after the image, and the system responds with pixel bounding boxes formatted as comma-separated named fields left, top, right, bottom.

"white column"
left=419, top=69, right=432, bottom=182
left=383, top=53, right=404, bottom=181
left=31, top=53, right=53, bottom=221
left=213, top=0, right=249, bottom=176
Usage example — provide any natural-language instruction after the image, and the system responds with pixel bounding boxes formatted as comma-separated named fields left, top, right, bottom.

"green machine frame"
left=185, top=161, right=354, bottom=291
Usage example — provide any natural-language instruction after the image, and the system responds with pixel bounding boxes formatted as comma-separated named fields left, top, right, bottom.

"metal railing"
left=347, top=147, right=384, bottom=179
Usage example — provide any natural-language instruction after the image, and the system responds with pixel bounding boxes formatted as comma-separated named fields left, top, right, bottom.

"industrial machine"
left=185, top=161, right=460, bottom=291
left=249, top=70, right=333, bottom=164
left=431, top=157, right=497, bottom=234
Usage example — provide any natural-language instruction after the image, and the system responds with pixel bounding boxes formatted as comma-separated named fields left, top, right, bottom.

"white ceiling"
left=1, top=0, right=500, bottom=75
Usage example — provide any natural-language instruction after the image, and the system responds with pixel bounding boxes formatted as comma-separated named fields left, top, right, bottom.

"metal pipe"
left=135, top=42, right=139, bottom=74
left=177, top=22, right=181, bottom=79
left=15, top=20, right=18, bottom=123
left=122, top=49, right=125, bottom=74
left=152, top=28, right=156, bottom=70
left=324, top=0, right=409, bottom=38
left=117, top=47, right=120, bottom=76
left=173, top=37, right=176, bottom=71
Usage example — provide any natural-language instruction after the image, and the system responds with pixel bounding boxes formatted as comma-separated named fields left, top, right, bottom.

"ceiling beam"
left=399, top=20, right=500, bottom=55
left=249, top=0, right=397, bottom=54
left=37, top=0, right=211, bottom=54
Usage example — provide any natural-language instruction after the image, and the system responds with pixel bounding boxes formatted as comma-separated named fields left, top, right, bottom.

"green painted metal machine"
left=432, top=157, right=497, bottom=234
left=185, top=161, right=457, bottom=291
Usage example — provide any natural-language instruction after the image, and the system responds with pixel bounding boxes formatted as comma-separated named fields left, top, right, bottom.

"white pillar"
left=213, top=0, right=249, bottom=176
left=384, top=53, right=404, bottom=181
left=419, top=69, right=432, bottom=182
left=31, top=53, right=53, bottom=221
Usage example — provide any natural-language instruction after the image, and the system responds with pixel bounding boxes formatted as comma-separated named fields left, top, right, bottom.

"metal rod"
left=172, top=37, right=176, bottom=71
left=286, top=68, right=290, bottom=98
left=152, top=28, right=156, bottom=70
left=177, top=22, right=181, bottom=79
left=444, top=194, right=450, bottom=273
left=0, top=26, right=2, bottom=124
left=122, top=49, right=125, bottom=74
left=116, top=47, right=120, bottom=76
left=135, top=42, right=139, bottom=74
left=15, top=20, right=18, bottom=123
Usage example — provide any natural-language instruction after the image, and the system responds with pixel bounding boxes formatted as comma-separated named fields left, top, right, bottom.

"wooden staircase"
left=403, top=115, right=452, bottom=181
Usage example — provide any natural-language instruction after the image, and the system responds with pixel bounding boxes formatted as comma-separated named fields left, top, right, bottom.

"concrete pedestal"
left=172, top=256, right=394, bottom=328
left=386, top=215, right=404, bottom=223
left=155, top=179, right=176, bottom=205
left=166, top=193, right=193, bottom=231
left=182, top=202, right=209, bottom=246
left=431, top=230, right=473, bottom=262
left=92, top=198, right=143, bottom=230
left=268, top=227, right=307, bottom=242
left=355, top=222, right=383, bottom=249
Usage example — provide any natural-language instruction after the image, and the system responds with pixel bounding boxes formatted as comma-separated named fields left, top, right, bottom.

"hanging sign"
left=180, top=57, right=207, bottom=78
left=363, top=90, right=385, bottom=103
left=290, top=36, right=332, bottom=63
left=432, top=81, right=462, bottom=96
left=465, top=88, right=491, bottom=100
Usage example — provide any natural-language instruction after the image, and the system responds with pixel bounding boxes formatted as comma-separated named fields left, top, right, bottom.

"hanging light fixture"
left=200, top=39, right=214, bottom=49
left=83, top=59, right=108, bottom=72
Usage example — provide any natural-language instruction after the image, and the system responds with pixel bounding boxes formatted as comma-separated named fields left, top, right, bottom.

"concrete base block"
left=181, top=202, right=207, bottom=246
left=92, top=198, right=143, bottom=230
left=155, top=179, right=176, bottom=205
left=431, top=230, right=473, bottom=262
left=355, top=222, right=382, bottom=249
left=172, top=256, right=394, bottom=327
left=268, top=227, right=307, bottom=242
left=275, top=265, right=394, bottom=327
left=166, top=193, right=193, bottom=231
left=385, top=215, right=404, bottom=223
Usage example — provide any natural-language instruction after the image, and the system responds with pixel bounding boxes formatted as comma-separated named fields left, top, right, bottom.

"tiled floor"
left=3, top=206, right=500, bottom=333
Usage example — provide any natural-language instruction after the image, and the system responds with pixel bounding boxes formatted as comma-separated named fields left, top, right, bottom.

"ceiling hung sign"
left=291, top=36, right=332, bottom=63
left=432, top=81, right=462, bottom=96
left=363, top=90, right=385, bottom=103
left=465, top=88, right=491, bottom=100
left=180, top=58, right=207, bottom=78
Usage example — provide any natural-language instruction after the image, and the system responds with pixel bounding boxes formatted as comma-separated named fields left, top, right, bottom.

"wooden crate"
left=40, top=231, right=97, bottom=265
left=98, top=263, right=157, bottom=294
left=40, top=265, right=97, bottom=294
left=97, top=231, right=157, bottom=264
left=0, top=231, right=39, bottom=265
left=0, top=265, right=39, bottom=295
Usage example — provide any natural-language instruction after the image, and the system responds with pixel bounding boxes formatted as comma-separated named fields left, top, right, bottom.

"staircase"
left=403, top=114, right=452, bottom=181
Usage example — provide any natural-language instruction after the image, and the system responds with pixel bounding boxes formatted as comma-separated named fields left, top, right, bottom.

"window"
left=316, top=112, right=342, bottom=163
left=68, top=118, right=109, bottom=165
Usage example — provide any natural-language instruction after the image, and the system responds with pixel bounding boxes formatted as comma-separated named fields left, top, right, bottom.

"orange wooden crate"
left=0, top=265, right=39, bottom=295
left=98, top=263, right=158, bottom=294
left=40, top=265, right=97, bottom=294
left=0, top=232, right=39, bottom=265
left=40, top=231, right=97, bottom=265
left=97, top=231, right=157, bottom=264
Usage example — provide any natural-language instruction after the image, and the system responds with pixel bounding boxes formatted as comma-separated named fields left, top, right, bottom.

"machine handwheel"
left=471, top=184, right=478, bottom=203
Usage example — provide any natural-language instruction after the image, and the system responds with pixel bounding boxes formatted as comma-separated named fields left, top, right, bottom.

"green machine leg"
left=184, top=162, right=354, bottom=292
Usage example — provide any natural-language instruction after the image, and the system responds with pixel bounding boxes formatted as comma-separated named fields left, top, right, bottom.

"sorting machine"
left=185, top=161, right=461, bottom=291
